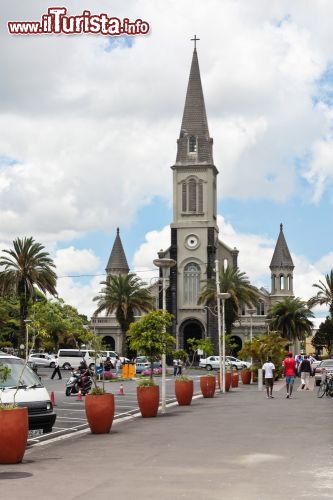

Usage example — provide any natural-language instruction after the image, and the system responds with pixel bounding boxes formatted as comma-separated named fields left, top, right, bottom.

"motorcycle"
left=65, top=369, right=92, bottom=396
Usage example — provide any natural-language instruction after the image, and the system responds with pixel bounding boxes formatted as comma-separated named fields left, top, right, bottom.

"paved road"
left=1, top=380, right=332, bottom=499
left=28, top=367, right=208, bottom=445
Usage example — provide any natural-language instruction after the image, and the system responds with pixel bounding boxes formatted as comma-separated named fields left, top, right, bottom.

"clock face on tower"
left=185, top=234, right=200, bottom=250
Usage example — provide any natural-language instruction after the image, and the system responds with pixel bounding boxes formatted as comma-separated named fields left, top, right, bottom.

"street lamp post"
left=153, top=256, right=176, bottom=414
left=215, top=260, right=230, bottom=393
left=247, top=308, right=256, bottom=368
left=24, top=319, right=32, bottom=360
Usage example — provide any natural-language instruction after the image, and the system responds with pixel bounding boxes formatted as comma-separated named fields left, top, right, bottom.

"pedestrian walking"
left=295, top=353, right=303, bottom=376
left=177, top=359, right=182, bottom=376
left=115, top=356, right=122, bottom=377
left=283, top=352, right=296, bottom=398
left=299, top=355, right=312, bottom=390
left=262, top=356, right=275, bottom=398
left=173, top=358, right=178, bottom=377
left=50, top=355, right=62, bottom=380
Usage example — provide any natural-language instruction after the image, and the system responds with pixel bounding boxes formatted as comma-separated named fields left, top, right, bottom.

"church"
left=91, top=46, right=295, bottom=355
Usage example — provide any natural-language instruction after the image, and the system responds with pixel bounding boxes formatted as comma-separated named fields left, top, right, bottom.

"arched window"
left=189, top=136, right=197, bottom=153
left=287, top=274, right=292, bottom=291
left=184, top=263, right=201, bottom=305
left=188, top=179, right=197, bottom=211
left=280, top=274, right=285, bottom=290
left=182, top=177, right=203, bottom=214
left=256, top=301, right=265, bottom=316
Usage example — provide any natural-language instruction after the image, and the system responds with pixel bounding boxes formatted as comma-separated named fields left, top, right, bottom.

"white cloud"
left=54, top=246, right=100, bottom=275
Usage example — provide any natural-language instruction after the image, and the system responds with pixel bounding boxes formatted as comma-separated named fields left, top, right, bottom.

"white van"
left=0, top=354, right=56, bottom=434
left=57, top=349, right=100, bottom=370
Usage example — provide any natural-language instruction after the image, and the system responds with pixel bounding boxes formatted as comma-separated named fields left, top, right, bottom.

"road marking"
left=55, top=408, right=86, bottom=412
left=56, top=416, right=87, bottom=421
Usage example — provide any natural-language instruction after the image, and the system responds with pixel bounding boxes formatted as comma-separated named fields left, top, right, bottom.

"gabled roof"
left=175, top=49, right=214, bottom=166
left=105, top=228, right=129, bottom=275
left=269, top=224, right=294, bottom=269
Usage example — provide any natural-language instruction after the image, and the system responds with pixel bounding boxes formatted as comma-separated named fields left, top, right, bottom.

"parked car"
left=314, top=359, right=333, bottom=386
left=199, top=356, right=232, bottom=371
left=0, top=353, right=56, bottom=433
left=57, top=349, right=99, bottom=370
left=226, top=356, right=251, bottom=369
left=28, top=353, right=56, bottom=368
left=135, top=356, right=161, bottom=374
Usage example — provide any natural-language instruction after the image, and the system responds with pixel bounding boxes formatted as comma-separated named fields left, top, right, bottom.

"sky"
left=1, top=1, right=333, bottom=326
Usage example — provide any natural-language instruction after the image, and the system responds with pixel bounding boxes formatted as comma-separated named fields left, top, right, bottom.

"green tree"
left=198, top=266, right=259, bottom=333
left=30, top=299, right=87, bottom=351
left=128, top=310, right=175, bottom=379
left=238, top=332, right=289, bottom=378
left=186, top=337, right=214, bottom=366
left=267, top=297, right=314, bottom=342
left=93, top=273, right=154, bottom=355
left=0, top=237, right=57, bottom=345
left=308, top=270, right=333, bottom=319
left=311, top=317, right=333, bottom=355
left=0, top=297, right=20, bottom=347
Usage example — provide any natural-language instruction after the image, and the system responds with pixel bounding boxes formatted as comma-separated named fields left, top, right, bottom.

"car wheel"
left=232, top=365, right=237, bottom=369
left=63, top=363, right=71, bottom=370
left=43, top=427, right=53, bottom=434
left=206, top=365, right=212, bottom=371
left=50, top=362, right=55, bottom=368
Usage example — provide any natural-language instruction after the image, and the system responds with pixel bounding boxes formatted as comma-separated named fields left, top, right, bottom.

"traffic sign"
left=96, top=366, right=103, bottom=374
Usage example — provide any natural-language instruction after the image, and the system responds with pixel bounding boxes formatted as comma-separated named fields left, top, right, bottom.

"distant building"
left=91, top=47, right=295, bottom=355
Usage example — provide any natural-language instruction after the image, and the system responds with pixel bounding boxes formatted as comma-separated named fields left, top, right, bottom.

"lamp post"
left=214, top=260, right=230, bottom=393
left=247, top=308, right=256, bottom=368
left=153, top=256, right=176, bottom=414
left=23, top=319, right=32, bottom=360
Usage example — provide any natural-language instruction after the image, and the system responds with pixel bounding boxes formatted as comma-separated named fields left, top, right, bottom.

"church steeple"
left=270, top=223, right=294, bottom=300
left=105, top=228, right=129, bottom=276
left=175, top=48, right=214, bottom=166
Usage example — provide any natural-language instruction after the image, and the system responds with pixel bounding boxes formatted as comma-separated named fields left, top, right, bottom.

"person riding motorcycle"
left=78, top=360, right=90, bottom=389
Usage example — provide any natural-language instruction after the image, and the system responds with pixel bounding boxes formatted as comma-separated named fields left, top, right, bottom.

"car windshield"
left=0, top=358, right=42, bottom=388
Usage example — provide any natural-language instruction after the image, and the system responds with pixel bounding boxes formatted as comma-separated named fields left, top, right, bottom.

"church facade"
left=91, top=47, right=295, bottom=355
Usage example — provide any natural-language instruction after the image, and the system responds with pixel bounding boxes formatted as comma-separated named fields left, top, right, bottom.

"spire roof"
left=105, top=228, right=129, bottom=275
left=175, top=48, right=214, bottom=165
left=269, top=223, right=294, bottom=269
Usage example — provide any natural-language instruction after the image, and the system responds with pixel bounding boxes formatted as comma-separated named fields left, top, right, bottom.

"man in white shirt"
left=262, top=356, right=275, bottom=399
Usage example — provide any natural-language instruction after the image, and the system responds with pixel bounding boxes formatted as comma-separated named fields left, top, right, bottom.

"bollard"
left=258, top=368, right=263, bottom=391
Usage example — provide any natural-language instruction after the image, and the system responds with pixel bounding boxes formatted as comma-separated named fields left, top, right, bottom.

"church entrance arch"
left=102, top=335, right=115, bottom=351
left=180, top=319, right=204, bottom=351
left=229, top=335, right=242, bottom=357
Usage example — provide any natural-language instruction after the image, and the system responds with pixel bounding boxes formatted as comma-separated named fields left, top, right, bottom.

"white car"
left=28, top=353, right=56, bottom=368
left=226, top=356, right=251, bottom=369
left=199, top=356, right=232, bottom=371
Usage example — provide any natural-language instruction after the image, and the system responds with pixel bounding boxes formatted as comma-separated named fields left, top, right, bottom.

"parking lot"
left=28, top=367, right=205, bottom=446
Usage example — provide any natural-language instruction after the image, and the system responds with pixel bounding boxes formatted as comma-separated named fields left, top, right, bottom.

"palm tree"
left=267, top=297, right=314, bottom=342
left=0, top=237, right=57, bottom=345
left=93, top=273, right=154, bottom=355
left=198, top=266, right=259, bottom=333
left=308, top=270, right=333, bottom=319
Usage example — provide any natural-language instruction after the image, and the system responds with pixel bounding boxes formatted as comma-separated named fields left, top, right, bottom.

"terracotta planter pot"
left=251, top=371, right=258, bottom=383
left=225, top=372, right=232, bottom=392
left=137, top=385, right=160, bottom=417
left=241, top=369, right=251, bottom=385
left=0, top=407, right=28, bottom=464
left=175, top=379, right=194, bottom=406
left=217, top=371, right=232, bottom=391
left=85, top=393, right=115, bottom=434
left=231, top=371, right=239, bottom=388
left=200, top=375, right=216, bottom=398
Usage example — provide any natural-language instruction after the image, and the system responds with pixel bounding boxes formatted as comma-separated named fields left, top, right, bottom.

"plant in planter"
left=128, top=310, right=175, bottom=417
left=79, top=330, right=114, bottom=434
left=0, top=363, right=29, bottom=464
left=136, top=378, right=160, bottom=417
left=175, top=375, right=194, bottom=405
left=199, top=373, right=216, bottom=398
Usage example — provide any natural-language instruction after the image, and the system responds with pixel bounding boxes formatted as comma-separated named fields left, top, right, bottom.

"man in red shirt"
left=283, top=352, right=297, bottom=399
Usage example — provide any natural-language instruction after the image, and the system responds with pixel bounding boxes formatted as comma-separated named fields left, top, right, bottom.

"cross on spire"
left=190, top=34, right=200, bottom=50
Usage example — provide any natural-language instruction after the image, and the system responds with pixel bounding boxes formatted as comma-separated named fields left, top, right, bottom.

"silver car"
left=314, top=359, right=333, bottom=386
left=28, top=353, right=56, bottom=368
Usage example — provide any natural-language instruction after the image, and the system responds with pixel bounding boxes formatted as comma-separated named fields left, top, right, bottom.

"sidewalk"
left=1, top=385, right=332, bottom=500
